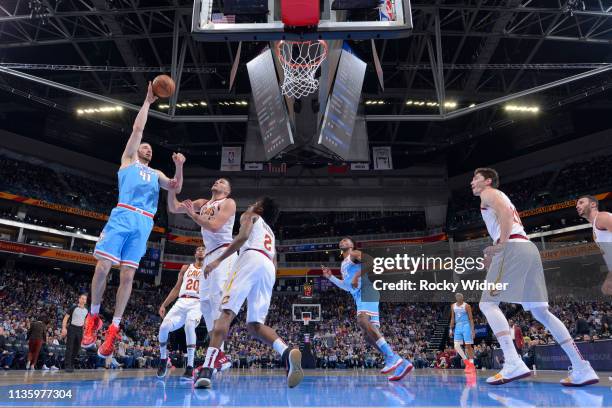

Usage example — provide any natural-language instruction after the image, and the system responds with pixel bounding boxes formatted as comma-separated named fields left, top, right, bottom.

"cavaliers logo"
left=221, top=295, right=230, bottom=305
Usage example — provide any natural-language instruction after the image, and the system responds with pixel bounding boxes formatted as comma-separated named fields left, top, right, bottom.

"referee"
left=62, top=293, right=88, bottom=372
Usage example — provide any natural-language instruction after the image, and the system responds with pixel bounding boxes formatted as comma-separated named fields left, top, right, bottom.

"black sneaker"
left=156, top=358, right=169, bottom=379
left=194, top=367, right=213, bottom=389
left=181, top=366, right=194, bottom=381
left=281, top=348, right=304, bottom=388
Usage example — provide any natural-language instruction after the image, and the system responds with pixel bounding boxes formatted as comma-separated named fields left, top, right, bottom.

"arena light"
left=76, top=106, right=123, bottom=115
left=504, top=104, right=540, bottom=113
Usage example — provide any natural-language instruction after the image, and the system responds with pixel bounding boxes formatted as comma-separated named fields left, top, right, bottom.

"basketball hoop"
left=301, top=311, right=312, bottom=326
left=276, top=40, right=328, bottom=99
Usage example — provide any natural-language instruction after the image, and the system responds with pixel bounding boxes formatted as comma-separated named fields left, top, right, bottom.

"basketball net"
left=276, top=40, right=328, bottom=99
left=302, top=315, right=312, bottom=326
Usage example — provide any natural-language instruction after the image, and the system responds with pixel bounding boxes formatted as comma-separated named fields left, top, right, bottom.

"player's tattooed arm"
left=159, top=265, right=188, bottom=318
left=121, top=82, right=157, bottom=167
left=203, top=212, right=256, bottom=278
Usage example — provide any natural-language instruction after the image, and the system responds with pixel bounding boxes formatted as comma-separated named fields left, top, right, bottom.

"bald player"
left=576, top=195, right=612, bottom=295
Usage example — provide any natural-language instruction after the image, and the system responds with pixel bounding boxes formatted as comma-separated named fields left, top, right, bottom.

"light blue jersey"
left=453, top=302, right=473, bottom=344
left=94, top=160, right=160, bottom=269
left=117, top=161, right=160, bottom=214
left=339, top=256, right=380, bottom=325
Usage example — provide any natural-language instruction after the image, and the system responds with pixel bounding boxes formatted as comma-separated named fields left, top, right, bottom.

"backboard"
left=192, top=0, right=412, bottom=42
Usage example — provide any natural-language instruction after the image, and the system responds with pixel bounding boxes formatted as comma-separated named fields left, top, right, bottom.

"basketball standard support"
left=1, top=64, right=610, bottom=123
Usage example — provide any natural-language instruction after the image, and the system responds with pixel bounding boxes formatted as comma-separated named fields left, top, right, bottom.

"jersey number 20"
left=185, top=278, right=199, bottom=292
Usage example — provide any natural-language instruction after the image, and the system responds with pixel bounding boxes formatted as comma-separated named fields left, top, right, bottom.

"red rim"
left=275, top=40, right=328, bottom=69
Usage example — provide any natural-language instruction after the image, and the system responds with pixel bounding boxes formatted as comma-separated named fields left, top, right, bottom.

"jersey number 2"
left=264, top=234, right=272, bottom=251
left=185, top=279, right=199, bottom=292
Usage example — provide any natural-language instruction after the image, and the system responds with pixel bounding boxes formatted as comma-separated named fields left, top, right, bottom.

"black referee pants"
left=65, top=324, right=83, bottom=369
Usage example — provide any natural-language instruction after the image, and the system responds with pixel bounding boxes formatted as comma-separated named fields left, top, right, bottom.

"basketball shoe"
left=215, top=351, right=232, bottom=372
left=156, top=357, right=171, bottom=378
left=464, top=359, right=476, bottom=373
left=388, top=359, right=413, bottom=381
left=486, top=358, right=531, bottom=385
left=560, top=361, right=599, bottom=387
left=380, top=354, right=403, bottom=374
left=282, top=348, right=304, bottom=388
left=97, top=324, right=121, bottom=358
left=81, top=314, right=103, bottom=349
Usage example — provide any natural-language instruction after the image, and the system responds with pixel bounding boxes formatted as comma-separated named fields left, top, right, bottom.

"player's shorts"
left=352, top=290, right=380, bottom=326
left=480, top=240, right=549, bottom=311
left=162, top=298, right=202, bottom=330
left=220, top=249, right=275, bottom=324
left=94, top=206, right=154, bottom=269
left=454, top=323, right=473, bottom=344
left=600, top=243, right=612, bottom=271
left=200, top=244, right=237, bottom=331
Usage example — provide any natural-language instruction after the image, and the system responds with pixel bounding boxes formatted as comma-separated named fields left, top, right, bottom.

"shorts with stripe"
left=200, top=246, right=237, bottom=331
left=480, top=240, right=549, bottom=311
left=94, top=207, right=154, bottom=269
left=353, top=290, right=380, bottom=325
left=221, top=250, right=275, bottom=324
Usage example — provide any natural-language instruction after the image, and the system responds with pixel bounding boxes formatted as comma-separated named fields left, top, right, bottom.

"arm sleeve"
left=328, top=276, right=347, bottom=291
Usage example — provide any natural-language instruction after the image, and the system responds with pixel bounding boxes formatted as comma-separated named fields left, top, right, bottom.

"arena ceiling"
left=1, top=0, right=612, bottom=174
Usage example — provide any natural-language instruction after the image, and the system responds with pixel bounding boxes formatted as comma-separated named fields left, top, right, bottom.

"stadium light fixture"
left=504, top=104, right=540, bottom=113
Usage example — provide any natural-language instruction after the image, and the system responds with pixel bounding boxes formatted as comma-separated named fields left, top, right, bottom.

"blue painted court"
left=0, top=369, right=610, bottom=407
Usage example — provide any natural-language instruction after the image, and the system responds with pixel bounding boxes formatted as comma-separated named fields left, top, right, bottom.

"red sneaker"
left=81, top=314, right=103, bottom=349
left=464, top=359, right=476, bottom=373
left=97, top=324, right=121, bottom=358
left=214, top=351, right=232, bottom=372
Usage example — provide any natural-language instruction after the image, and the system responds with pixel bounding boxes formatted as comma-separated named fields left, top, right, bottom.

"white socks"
left=479, top=302, right=521, bottom=361
left=159, top=344, right=167, bottom=360
left=112, top=317, right=121, bottom=327
left=187, top=347, right=195, bottom=367
left=91, top=304, right=100, bottom=315
left=272, top=338, right=288, bottom=357
left=204, top=347, right=219, bottom=368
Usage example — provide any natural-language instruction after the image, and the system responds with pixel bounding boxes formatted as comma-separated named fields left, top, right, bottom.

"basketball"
left=152, top=75, right=175, bottom=98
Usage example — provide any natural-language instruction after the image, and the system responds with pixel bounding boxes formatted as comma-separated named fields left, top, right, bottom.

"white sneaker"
left=50, top=366, right=59, bottom=370
left=560, top=361, right=599, bottom=387
left=42, top=365, right=49, bottom=370
left=486, top=358, right=531, bottom=385
left=25, top=361, right=31, bottom=370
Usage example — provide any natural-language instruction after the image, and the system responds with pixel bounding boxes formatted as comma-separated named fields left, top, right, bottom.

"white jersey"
left=593, top=212, right=612, bottom=243
left=178, top=264, right=203, bottom=298
left=200, top=197, right=235, bottom=253
left=241, top=216, right=275, bottom=261
left=480, top=189, right=527, bottom=242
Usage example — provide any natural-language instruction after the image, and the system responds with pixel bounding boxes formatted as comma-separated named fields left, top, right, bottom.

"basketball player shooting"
left=472, top=167, right=598, bottom=386
left=321, top=237, right=412, bottom=381
left=449, top=293, right=476, bottom=373
left=576, top=195, right=612, bottom=295
left=167, top=178, right=236, bottom=372
left=156, top=246, right=205, bottom=380
left=81, top=82, right=186, bottom=359
left=194, top=197, right=304, bottom=389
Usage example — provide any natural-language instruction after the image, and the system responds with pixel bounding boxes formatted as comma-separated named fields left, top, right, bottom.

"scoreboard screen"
left=247, top=49, right=294, bottom=160
left=318, top=49, right=367, bottom=160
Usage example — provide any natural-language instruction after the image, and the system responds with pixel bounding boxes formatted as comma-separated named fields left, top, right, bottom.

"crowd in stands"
left=2, top=265, right=610, bottom=372
left=448, top=153, right=612, bottom=230
left=278, top=211, right=427, bottom=240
